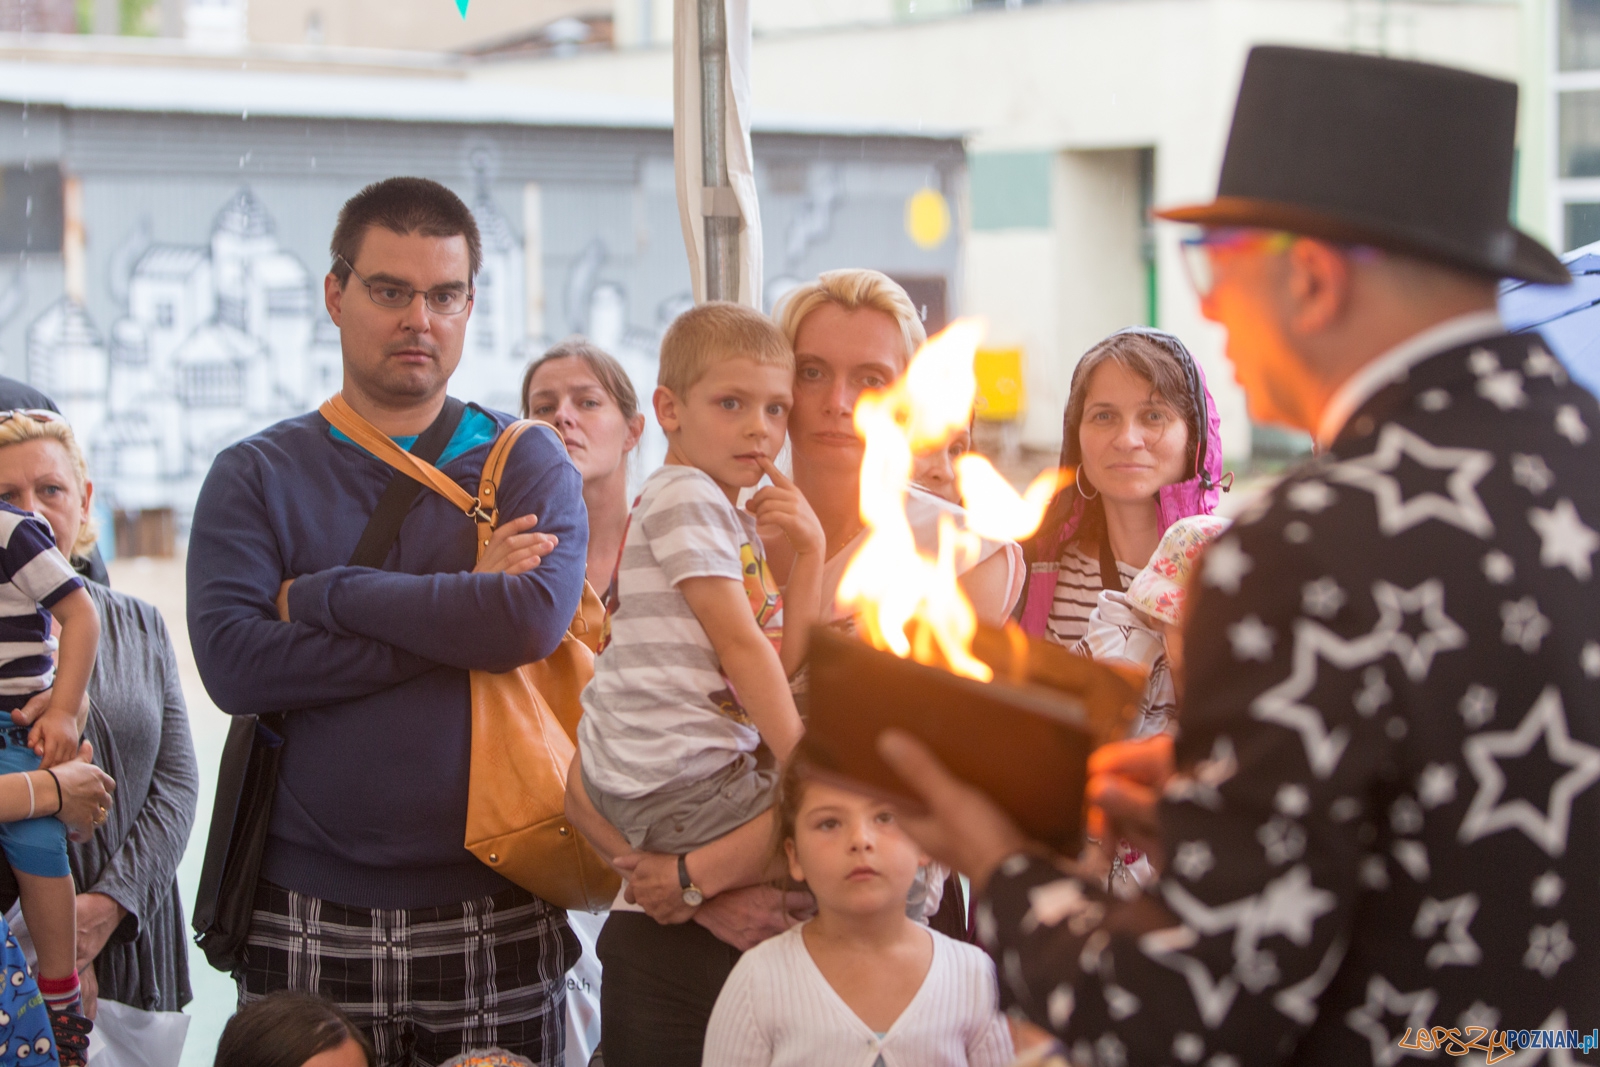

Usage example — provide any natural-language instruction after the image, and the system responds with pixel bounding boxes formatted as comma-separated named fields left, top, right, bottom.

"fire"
left=837, top=318, right=1072, bottom=681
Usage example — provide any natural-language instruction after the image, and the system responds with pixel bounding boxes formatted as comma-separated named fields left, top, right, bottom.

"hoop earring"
left=1076, top=471, right=1099, bottom=501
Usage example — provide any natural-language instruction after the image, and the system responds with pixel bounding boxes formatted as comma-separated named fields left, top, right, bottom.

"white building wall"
left=481, top=0, right=1524, bottom=459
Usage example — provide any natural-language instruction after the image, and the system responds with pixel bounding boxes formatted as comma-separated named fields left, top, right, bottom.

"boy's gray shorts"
left=582, top=751, right=777, bottom=854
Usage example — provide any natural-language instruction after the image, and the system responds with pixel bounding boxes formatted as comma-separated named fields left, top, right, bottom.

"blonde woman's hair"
left=773, top=269, right=927, bottom=366
left=0, top=411, right=98, bottom=559
left=658, top=300, right=793, bottom=397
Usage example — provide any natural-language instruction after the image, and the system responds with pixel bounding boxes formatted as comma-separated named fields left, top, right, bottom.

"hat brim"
left=1156, top=196, right=1570, bottom=286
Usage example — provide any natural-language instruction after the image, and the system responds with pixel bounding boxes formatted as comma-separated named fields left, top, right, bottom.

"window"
left=968, top=152, right=1051, bottom=230
left=1560, top=90, right=1600, bottom=178
left=1561, top=0, right=1600, bottom=71
left=1565, top=202, right=1600, bottom=251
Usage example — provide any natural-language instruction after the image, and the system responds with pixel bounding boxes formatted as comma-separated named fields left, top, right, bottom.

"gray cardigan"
left=69, top=583, right=199, bottom=1012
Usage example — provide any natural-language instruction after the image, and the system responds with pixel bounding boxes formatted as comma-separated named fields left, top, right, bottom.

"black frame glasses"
left=337, top=254, right=474, bottom=316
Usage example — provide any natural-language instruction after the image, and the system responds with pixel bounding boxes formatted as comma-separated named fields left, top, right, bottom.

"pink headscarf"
left=1018, top=327, right=1226, bottom=636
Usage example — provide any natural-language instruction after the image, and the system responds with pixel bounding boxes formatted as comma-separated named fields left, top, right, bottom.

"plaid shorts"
left=239, top=880, right=580, bottom=1067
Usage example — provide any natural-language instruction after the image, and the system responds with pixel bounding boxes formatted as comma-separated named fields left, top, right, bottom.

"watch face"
left=682, top=887, right=704, bottom=907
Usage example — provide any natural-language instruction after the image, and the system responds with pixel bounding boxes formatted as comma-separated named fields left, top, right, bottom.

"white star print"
left=1478, top=369, right=1528, bottom=410
left=1459, top=686, right=1600, bottom=856
left=1147, top=866, right=1338, bottom=1025
left=1258, top=816, right=1306, bottom=865
left=1584, top=642, right=1600, bottom=679
left=1417, top=764, right=1458, bottom=809
left=1095, top=1032, right=1128, bottom=1067
left=1047, top=984, right=1074, bottom=1030
left=1207, top=1054, right=1241, bottom=1067
left=1354, top=666, right=1391, bottom=717
left=1283, top=521, right=1312, bottom=544
left=1528, top=499, right=1600, bottom=580
left=1359, top=854, right=1389, bottom=890
left=1164, top=736, right=1237, bottom=810
left=1524, top=921, right=1576, bottom=978
left=1328, top=424, right=1495, bottom=539
left=1500, top=597, right=1551, bottom=653
left=1531, top=870, right=1565, bottom=908
left=1416, top=388, right=1451, bottom=413
left=1482, top=550, right=1515, bottom=584
left=1524, top=346, right=1567, bottom=383
left=1105, top=984, right=1140, bottom=1021
left=1371, top=579, right=1467, bottom=681
left=1228, top=615, right=1275, bottom=661
left=1302, top=577, right=1346, bottom=619
left=1287, top=481, right=1337, bottom=513
left=1555, top=404, right=1589, bottom=445
left=1392, top=840, right=1430, bottom=881
left=1203, top=538, right=1253, bottom=594
left=1024, top=878, right=1103, bottom=935
left=1252, top=619, right=1388, bottom=778
left=1390, top=795, right=1424, bottom=835
left=1412, top=893, right=1481, bottom=968
left=1468, top=348, right=1501, bottom=376
left=1273, top=936, right=1348, bottom=1025
left=1511, top=453, right=1556, bottom=495
left=1172, top=840, right=1215, bottom=882
left=1458, top=1001, right=1500, bottom=1032
left=1459, top=684, right=1497, bottom=729
left=1330, top=796, right=1363, bottom=822
left=1172, top=1033, right=1204, bottom=1064
left=1275, top=783, right=1310, bottom=817
left=1344, top=976, right=1438, bottom=1067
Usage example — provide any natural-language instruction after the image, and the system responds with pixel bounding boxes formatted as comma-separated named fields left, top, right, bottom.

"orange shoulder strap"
left=320, top=394, right=478, bottom=514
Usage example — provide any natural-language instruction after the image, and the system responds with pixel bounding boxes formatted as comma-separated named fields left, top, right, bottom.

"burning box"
left=799, top=624, right=1139, bottom=855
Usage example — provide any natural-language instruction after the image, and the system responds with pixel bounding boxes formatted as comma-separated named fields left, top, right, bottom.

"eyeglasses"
left=337, top=255, right=474, bottom=316
left=1178, top=229, right=1297, bottom=298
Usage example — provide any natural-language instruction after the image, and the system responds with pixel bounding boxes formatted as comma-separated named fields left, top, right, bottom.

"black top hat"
left=1158, top=46, right=1569, bottom=285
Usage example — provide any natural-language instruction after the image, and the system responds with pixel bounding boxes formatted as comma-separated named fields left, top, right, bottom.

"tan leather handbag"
left=321, top=395, right=621, bottom=913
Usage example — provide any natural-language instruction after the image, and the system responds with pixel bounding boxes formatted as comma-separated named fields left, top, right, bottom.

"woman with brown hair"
left=1015, top=327, right=1226, bottom=644
left=522, top=338, right=647, bottom=592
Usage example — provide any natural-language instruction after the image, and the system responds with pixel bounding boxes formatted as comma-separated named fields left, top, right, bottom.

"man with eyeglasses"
left=187, top=177, right=587, bottom=1064
left=878, top=47, right=1598, bottom=1066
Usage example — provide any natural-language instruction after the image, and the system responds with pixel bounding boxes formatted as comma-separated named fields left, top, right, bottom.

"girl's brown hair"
left=1031, top=330, right=1202, bottom=556
left=521, top=337, right=641, bottom=423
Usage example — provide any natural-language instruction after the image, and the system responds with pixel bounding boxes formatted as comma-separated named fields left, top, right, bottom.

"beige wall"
left=249, top=0, right=602, bottom=50
left=480, top=0, right=1525, bottom=458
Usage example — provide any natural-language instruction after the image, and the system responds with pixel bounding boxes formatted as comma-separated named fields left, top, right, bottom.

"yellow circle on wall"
left=905, top=187, right=951, bottom=250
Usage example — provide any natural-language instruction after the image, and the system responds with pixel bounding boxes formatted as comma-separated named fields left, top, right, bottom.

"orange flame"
left=837, top=318, right=1072, bottom=681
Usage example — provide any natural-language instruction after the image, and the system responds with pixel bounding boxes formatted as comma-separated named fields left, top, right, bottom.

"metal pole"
left=699, top=0, right=740, bottom=301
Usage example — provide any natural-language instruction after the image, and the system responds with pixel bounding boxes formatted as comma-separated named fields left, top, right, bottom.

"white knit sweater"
left=701, top=923, right=1014, bottom=1067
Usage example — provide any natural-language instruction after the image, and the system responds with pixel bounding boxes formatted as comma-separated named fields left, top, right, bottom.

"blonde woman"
left=0, top=411, right=198, bottom=1024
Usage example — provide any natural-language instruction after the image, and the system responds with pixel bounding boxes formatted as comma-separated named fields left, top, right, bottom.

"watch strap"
left=677, top=852, right=692, bottom=891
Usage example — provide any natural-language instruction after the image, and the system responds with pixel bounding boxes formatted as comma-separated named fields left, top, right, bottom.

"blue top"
left=187, top=402, right=587, bottom=909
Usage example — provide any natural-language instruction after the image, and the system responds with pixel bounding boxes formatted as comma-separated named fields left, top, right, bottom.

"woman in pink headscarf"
left=1016, top=327, right=1226, bottom=644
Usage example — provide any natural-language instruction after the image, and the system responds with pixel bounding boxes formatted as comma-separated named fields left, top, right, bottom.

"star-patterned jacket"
left=978, top=332, right=1600, bottom=1066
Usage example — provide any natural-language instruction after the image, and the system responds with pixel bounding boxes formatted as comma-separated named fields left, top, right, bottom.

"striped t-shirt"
left=579, top=464, right=778, bottom=800
left=1044, top=544, right=1140, bottom=648
left=0, top=502, right=85, bottom=696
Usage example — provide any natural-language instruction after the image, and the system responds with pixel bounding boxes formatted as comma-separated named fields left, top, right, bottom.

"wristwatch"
left=677, top=853, right=704, bottom=907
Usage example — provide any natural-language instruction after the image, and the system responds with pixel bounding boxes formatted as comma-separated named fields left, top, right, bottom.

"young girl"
left=702, top=763, right=1013, bottom=1067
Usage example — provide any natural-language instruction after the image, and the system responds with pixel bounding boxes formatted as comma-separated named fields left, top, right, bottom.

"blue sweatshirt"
left=187, top=403, right=587, bottom=909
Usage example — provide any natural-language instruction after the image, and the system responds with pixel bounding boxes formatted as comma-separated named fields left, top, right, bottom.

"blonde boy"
left=577, top=302, right=821, bottom=862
